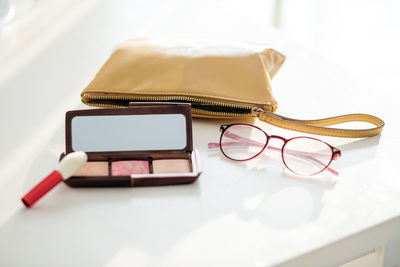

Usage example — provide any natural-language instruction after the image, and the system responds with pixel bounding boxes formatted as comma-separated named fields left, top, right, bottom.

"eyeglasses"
left=208, top=123, right=341, bottom=176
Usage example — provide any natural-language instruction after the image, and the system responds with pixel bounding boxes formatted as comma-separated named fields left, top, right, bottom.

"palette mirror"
left=71, top=114, right=187, bottom=152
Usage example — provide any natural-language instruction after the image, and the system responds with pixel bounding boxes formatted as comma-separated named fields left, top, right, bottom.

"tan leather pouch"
left=81, top=39, right=384, bottom=138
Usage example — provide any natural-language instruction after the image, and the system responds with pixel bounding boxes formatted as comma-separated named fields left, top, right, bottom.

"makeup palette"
left=61, top=103, right=201, bottom=187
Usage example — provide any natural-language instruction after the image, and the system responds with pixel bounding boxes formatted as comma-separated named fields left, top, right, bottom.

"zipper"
left=82, top=93, right=266, bottom=117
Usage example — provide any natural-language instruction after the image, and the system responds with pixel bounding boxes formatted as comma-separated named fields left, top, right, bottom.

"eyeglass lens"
left=220, top=124, right=333, bottom=176
left=220, top=124, right=267, bottom=161
left=282, top=137, right=333, bottom=176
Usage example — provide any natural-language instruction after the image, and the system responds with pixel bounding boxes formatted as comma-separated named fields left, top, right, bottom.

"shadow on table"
left=205, top=131, right=381, bottom=230
left=334, top=135, right=381, bottom=169
left=206, top=151, right=334, bottom=230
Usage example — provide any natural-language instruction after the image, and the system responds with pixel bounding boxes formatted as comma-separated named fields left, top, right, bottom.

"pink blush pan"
left=112, top=160, right=149, bottom=175
left=152, top=159, right=191, bottom=174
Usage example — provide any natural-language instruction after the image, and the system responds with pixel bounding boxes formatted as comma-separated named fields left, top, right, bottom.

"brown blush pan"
left=152, top=159, right=191, bottom=174
left=74, top=161, right=109, bottom=176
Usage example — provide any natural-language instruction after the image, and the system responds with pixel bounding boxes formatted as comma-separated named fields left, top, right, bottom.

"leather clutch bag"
left=81, top=38, right=384, bottom=138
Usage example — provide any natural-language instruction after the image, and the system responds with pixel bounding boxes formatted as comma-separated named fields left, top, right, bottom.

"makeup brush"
left=21, top=151, right=88, bottom=208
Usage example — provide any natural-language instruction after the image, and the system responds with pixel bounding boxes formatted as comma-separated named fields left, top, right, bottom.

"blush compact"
left=61, top=102, right=201, bottom=187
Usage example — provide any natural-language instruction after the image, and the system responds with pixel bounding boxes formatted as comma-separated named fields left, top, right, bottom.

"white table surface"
left=1, top=0, right=399, bottom=266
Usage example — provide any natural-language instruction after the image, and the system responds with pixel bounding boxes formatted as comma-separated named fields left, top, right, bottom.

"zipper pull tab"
left=251, top=107, right=265, bottom=117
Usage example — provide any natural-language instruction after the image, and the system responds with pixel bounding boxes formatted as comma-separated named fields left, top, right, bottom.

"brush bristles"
left=57, top=151, right=88, bottom=179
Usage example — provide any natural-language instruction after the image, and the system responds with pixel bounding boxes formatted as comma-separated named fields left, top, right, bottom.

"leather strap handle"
left=255, top=109, right=384, bottom=138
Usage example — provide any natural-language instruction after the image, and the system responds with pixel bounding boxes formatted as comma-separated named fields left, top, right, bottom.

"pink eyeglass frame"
left=208, top=123, right=342, bottom=176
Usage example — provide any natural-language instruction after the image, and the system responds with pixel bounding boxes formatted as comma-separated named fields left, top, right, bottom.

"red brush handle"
left=21, top=170, right=63, bottom=208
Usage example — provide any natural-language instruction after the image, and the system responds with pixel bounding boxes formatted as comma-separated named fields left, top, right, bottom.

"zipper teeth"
left=82, top=93, right=254, bottom=110
left=83, top=101, right=251, bottom=117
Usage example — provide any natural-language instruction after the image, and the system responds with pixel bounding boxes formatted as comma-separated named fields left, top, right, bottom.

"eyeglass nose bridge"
left=268, top=135, right=288, bottom=143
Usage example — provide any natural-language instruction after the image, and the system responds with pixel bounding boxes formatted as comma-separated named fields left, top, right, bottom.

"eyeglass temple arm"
left=266, top=146, right=339, bottom=176
left=207, top=131, right=339, bottom=176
